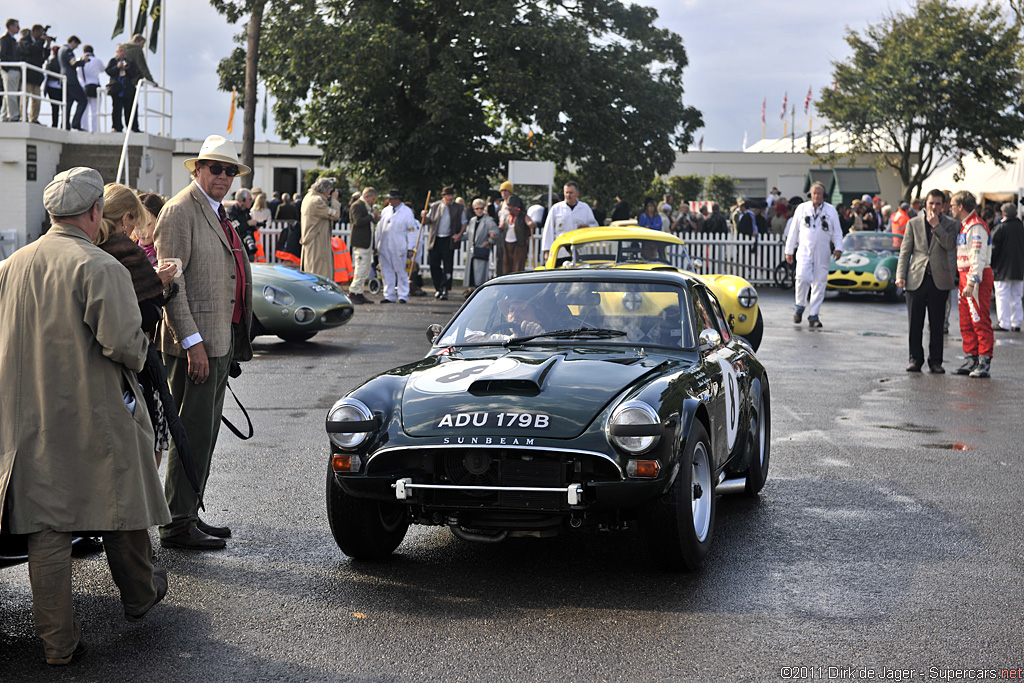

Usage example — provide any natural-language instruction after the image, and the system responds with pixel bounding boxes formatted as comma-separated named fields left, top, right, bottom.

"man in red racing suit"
left=950, top=190, right=993, bottom=378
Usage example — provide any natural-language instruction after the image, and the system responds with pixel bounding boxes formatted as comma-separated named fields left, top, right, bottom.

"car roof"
left=486, top=267, right=699, bottom=288
left=550, top=226, right=687, bottom=249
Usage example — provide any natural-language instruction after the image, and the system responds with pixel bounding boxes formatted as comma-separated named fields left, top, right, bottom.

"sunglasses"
left=205, top=163, right=239, bottom=177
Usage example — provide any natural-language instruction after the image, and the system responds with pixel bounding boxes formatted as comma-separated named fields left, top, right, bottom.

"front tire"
left=279, top=331, right=317, bottom=343
left=744, top=386, right=771, bottom=496
left=740, top=309, right=764, bottom=352
left=326, top=467, right=408, bottom=560
left=641, top=421, right=716, bottom=571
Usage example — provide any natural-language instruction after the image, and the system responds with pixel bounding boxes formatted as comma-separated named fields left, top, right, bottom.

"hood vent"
left=468, top=356, right=559, bottom=396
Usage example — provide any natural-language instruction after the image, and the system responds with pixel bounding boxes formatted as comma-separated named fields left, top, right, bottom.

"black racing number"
left=438, top=365, right=487, bottom=384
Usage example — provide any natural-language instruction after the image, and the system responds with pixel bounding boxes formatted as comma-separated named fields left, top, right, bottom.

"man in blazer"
left=421, top=186, right=466, bottom=299
left=154, top=135, right=253, bottom=550
left=895, top=188, right=958, bottom=373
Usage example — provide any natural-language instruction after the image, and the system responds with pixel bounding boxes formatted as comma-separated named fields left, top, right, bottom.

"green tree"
left=817, top=0, right=1024, bottom=201
left=250, top=0, right=701, bottom=210
left=670, top=175, right=703, bottom=203
left=704, top=175, right=736, bottom=209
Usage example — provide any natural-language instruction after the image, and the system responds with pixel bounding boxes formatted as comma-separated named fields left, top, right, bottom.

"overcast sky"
left=28, top=0, right=982, bottom=151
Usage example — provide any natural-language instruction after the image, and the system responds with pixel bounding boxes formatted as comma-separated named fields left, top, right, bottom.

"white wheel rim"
left=758, top=407, right=767, bottom=468
left=691, top=442, right=712, bottom=542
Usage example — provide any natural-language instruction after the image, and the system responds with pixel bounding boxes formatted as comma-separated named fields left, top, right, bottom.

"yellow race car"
left=541, top=226, right=762, bottom=351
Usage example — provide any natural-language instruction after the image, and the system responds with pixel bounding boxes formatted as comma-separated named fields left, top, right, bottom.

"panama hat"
left=183, top=135, right=251, bottom=176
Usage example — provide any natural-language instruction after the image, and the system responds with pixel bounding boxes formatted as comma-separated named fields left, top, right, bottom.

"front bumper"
left=827, top=271, right=891, bottom=292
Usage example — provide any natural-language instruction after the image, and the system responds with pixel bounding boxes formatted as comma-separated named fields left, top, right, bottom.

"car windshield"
left=562, top=239, right=695, bottom=270
left=842, top=232, right=903, bottom=253
left=436, top=280, right=695, bottom=349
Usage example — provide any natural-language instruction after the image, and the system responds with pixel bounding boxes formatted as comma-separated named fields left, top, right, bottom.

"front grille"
left=431, top=450, right=567, bottom=510
left=322, top=305, right=354, bottom=326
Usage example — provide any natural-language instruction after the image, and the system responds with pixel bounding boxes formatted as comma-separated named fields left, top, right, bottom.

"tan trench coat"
left=300, top=191, right=341, bottom=280
left=0, top=224, right=170, bottom=533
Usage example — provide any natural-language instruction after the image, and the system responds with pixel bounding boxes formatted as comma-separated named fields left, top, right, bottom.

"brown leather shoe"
left=46, top=640, right=88, bottom=666
left=197, top=518, right=231, bottom=538
left=160, top=524, right=226, bottom=550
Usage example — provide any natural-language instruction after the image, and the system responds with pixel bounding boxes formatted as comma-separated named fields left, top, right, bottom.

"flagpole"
left=791, top=105, right=796, bottom=153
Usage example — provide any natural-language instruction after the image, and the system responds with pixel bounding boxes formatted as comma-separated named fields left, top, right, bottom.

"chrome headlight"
left=874, top=265, right=891, bottom=283
left=737, top=286, right=758, bottom=308
left=327, top=398, right=375, bottom=450
left=606, top=401, right=662, bottom=454
left=263, top=285, right=295, bottom=306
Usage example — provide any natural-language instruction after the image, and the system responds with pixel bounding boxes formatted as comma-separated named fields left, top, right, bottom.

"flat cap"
left=43, top=167, right=104, bottom=217
left=387, top=188, right=402, bottom=199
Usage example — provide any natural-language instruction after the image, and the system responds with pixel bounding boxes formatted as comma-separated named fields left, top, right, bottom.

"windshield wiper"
left=504, top=327, right=627, bottom=347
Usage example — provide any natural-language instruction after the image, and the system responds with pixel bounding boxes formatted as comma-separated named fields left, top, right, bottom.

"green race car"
left=250, top=264, right=355, bottom=342
left=828, top=232, right=905, bottom=301
left=324, top=268, right=771, bottom=572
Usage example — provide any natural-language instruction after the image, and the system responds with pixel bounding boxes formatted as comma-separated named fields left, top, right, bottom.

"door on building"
left=274, top=167, right=298, bottom=196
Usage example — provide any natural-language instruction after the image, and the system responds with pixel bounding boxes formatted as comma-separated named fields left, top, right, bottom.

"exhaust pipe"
left=448, top=519, right=509, bottom=544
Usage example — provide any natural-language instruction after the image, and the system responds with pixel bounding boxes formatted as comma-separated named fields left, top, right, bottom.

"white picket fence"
left=258, top=222, right=786, bottom=287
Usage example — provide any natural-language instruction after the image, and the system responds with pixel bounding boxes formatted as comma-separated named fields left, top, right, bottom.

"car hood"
left=400, top=350, right=665, bottom=438
left=830, top=251, right=889, bottom=272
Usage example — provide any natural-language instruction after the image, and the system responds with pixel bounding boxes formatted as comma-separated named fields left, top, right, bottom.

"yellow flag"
left=227, top=87, right=236, bottom=135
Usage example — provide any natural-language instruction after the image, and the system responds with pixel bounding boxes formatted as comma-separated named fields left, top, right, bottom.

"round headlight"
left=263, top=285, right=295, bottom=306
left=874, top=265, right=891, bottom=283
left=607, top=401, right=661, bottom=454
left=737, top=286, right=758, bottom=308
left=327, top=398, right=374, bottom=450
left=294, top=306, right=315, bottom=323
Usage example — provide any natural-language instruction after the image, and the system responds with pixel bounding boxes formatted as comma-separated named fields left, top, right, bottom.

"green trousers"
left=160, top=340, right=233, bottom=537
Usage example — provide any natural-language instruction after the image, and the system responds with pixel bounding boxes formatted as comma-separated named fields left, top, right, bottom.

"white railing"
left=0, top=60, right=65, bottom=125
left=0, top=61, right=170, bottom=134
left=256, top=222, right=788, bottom=287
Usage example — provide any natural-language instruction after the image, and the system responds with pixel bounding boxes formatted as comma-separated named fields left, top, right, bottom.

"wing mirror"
left=690, top=258, right=704, bottom=271
left=698, top=328, right=721, bottom=352
left=426, top=323, right=442, bottom=343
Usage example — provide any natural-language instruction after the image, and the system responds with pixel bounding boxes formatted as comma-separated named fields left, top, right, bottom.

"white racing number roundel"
left=835, top=253, right=869, bottom=268
left=718, top=359, right=740, bottom=451
left=412, top=358, right=519, bottom=395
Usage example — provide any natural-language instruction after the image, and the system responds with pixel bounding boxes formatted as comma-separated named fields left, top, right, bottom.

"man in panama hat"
left=154, top=135, right=253, bottom=550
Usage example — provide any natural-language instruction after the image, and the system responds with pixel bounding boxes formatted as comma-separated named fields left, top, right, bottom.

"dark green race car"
left=828, top=232, right=905, bottom=301
left=324, top=269, right=771, bottom=571
left=250, top=264, right=355, bottom=342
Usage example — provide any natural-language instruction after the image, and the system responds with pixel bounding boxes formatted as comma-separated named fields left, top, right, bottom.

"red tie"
left=218, top=205, right=247, bottom=324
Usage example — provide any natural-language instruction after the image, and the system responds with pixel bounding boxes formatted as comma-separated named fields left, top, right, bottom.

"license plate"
left=435, top=411, right=551, bottom=429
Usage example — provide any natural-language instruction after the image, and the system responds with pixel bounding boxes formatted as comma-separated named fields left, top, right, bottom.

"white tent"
left=920, top=144, right=1024, bottom=203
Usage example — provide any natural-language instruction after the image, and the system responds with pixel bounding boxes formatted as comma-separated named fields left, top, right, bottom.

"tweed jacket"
left=154, top=182, right=253, bottom=360
left=0, top=224, right=170, bottom=533
left=423, top=200, right=466, bottom=250
left=896, top=212, right=959, bottom=292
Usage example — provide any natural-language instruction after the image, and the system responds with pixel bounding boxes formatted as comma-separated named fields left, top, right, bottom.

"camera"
left=256, top=220, right=267, bottom=228
left=242, top=233, right=257, bottom=254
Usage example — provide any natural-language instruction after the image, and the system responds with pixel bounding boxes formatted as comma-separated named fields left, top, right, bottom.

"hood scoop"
left=468, top=356, right=559, bottom=396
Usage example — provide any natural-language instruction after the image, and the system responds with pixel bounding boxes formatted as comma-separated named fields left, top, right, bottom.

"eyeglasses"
left=205, top=164, right=239, bottom=177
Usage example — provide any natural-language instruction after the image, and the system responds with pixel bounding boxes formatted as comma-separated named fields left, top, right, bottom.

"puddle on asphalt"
left=875, top=423, right=941, bottom=434
left=922, top=442, right=974, bottom=451
left=859, top=331, right=900, bottom=338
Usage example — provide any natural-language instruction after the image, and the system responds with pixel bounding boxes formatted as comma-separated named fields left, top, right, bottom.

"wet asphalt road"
left=2, top=286, right=1023, bottom=682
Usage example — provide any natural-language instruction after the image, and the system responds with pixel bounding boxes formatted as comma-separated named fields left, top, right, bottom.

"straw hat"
left=183, top=135, right=251, bottom=176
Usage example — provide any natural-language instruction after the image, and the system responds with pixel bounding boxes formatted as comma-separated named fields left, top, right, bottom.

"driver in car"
left=499, top=296, right=548, bottom=337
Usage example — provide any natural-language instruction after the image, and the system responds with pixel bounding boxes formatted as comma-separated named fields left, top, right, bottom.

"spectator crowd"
left=1, top=17, right=157, bottom=131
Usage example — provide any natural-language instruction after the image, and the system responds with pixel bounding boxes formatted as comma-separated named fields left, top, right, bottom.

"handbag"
left=473, top=245, right=491, bottom=260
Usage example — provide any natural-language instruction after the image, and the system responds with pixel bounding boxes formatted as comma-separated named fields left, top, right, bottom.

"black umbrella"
left=139, top=345, right=204, bottom=510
